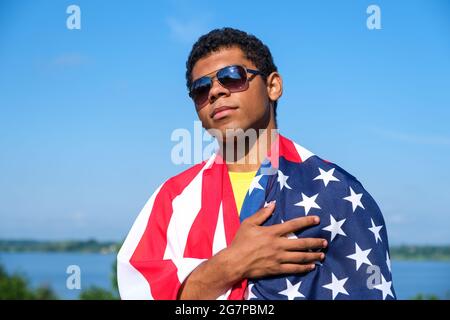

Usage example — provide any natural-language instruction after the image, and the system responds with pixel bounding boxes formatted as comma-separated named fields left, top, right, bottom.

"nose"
left=208, top=78, right=231, bottom=104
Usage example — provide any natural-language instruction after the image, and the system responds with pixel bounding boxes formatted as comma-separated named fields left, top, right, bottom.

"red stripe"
left=183, top=161, right=222, bottom=258
left=267, top=134, right=280, bottom=168
left=228, top=279, right=248, bottom=300
left=185, top=160, right=246, bottom=299
left=130, top=162, right=205, bottom=300
left=278, top=134, right=302, bottom=163
left=267, top=134, right=302, bottom=168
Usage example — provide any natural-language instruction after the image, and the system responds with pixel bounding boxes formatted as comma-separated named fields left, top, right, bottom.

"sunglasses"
left=189, top=64, right=263, bottom=109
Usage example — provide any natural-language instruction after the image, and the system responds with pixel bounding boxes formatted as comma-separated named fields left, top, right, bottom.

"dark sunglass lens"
left=191, top=77, right=211, bottom=106
left=218, top=66, right=247, bottom=91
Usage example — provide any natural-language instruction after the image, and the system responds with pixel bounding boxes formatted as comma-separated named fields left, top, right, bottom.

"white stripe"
left=164, top=152, right=232, bottom=299
left=163, top=168, right=204, bottom=261
left=293, top=142, right=315, bottom=162
left=212, top=201, right=227, bottom=255
left=173, top=257, right=207, bottom=288
left=217, top=288, right=232, bottom=300
left=118, top=152, right=233, bottom=299
left=164, top=153, right=217, bottom=285
left=204, top=151, right=218, bottom=169
left=117, top=184, right=163, bottom=300
left=213, top=202, right=232, bottom=300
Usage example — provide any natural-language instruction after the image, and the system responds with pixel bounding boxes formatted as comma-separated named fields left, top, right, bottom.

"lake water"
left=0, top=252, right=116, bottom=299
left=1, top=252, right=449, bottom=300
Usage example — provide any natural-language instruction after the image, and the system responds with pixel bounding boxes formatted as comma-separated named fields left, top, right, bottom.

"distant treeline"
left=0, top=239, right=119, bottom=254
left=1, top=240, right=450, bottom=260
left=390, top=245, right=450, bottom=261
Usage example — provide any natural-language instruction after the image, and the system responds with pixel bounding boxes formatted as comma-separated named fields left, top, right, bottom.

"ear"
left=266, top=72, right=283, bottom=102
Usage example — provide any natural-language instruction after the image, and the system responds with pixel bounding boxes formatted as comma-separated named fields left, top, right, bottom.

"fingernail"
left=314, top=217, right=320, bottom=224
left=322, top=240, right=328, bottom=247
left=264, top=201, right=273, bottom=208
left=320, top=253, right=325, bottom=260
left=310, top=264, right=316, bottom=270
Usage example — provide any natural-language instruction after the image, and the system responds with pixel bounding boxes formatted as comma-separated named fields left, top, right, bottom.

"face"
left=190, top=47, right=282, bottom=141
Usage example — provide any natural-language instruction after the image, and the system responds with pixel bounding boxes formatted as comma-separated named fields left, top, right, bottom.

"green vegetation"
left=411, top=293, right=440, bottom=300
left=0, top=264, right=58, bottom=299
left=78, top=257, right=120, bottom=300
left=79, top=286, right=118, bottom=300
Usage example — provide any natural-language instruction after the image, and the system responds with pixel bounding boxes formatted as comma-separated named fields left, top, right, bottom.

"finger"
left=280, top=238, right=328, bottom=251
left=244, top=201, right=276, bottom=226
left=278, top=263, right=316, bottom=275
left=279, top=252, right=325, bottom=264
left=271, top=216, right=320, bottom=236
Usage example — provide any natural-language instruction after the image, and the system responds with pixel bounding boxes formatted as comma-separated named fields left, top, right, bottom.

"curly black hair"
left=186, top=27, right=279, bottom=118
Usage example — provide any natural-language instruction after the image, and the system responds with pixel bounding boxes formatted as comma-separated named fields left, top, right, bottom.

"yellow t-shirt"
left=228, top=171, right=257, bottom=216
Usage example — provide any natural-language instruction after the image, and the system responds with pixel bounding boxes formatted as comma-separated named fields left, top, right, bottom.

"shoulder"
left=302, top=153, right=383, bottom=218
left=306, top=154, right=361, bottom=187
left=286, top=138, right=362, bottom=189
left=285, top=138, right=361, bottom=188
left=287, top=142, right=381, bottom=214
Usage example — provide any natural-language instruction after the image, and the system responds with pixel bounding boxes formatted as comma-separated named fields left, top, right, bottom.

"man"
left=117, top=28, right=395, bottom=300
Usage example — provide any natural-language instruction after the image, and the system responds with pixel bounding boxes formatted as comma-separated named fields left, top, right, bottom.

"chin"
left=218, top=124, right=254, bottom=143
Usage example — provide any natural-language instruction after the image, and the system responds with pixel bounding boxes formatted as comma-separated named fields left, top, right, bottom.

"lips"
left=210, top=105, right=238, bottom=120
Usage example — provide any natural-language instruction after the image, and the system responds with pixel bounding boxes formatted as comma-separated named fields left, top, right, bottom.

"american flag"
left=117, top=134, right=395, bottom=300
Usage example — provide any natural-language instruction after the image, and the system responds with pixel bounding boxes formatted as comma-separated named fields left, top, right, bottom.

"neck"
left=220, top=115, right=278, bottom=173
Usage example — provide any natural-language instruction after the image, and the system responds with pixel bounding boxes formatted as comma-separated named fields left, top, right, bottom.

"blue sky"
left=0, top=0, right=449, bottom=244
